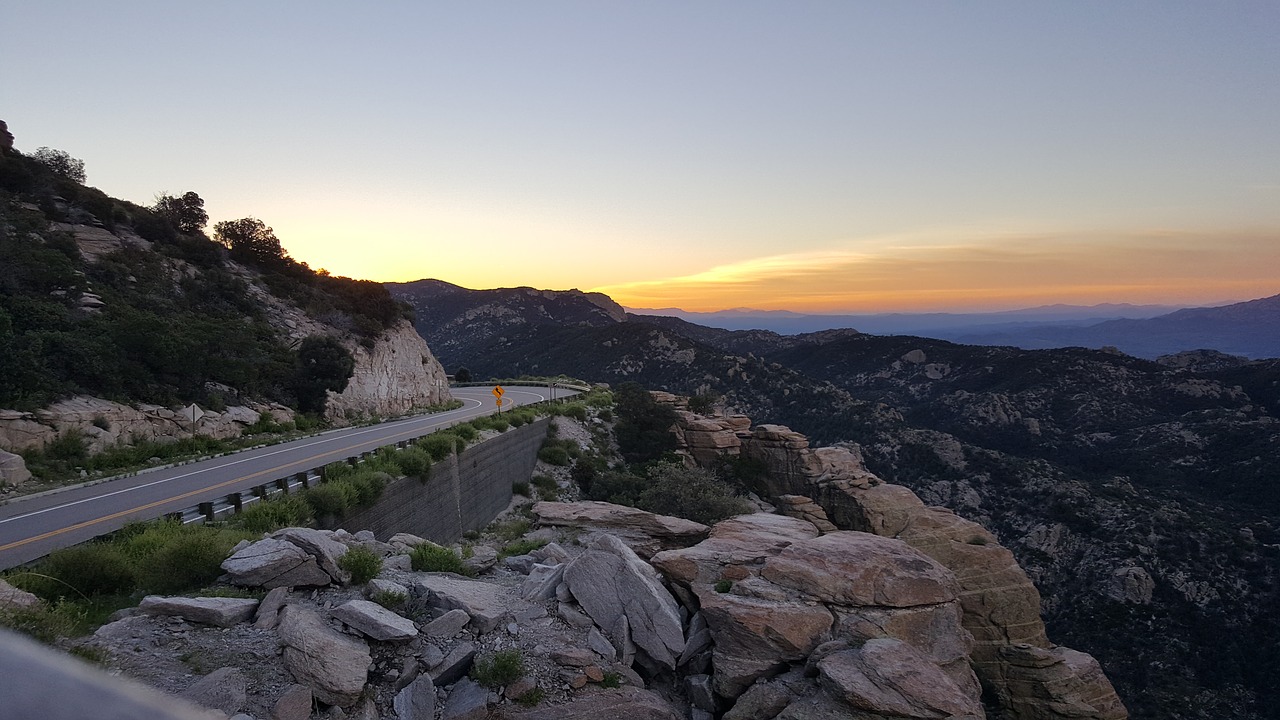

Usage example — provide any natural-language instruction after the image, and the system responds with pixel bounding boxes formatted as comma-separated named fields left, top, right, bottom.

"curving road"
left=0, top=386, right=566, bottom=569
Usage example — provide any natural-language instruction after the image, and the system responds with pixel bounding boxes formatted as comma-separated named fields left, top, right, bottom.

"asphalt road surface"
left=0, top=386, right=567, bottom=569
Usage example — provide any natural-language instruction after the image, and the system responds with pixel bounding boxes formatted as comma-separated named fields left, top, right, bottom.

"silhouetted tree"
left=454, top=366, right=472, bottom=383
left=614, top=382, right=678, bottom=464
left=214, top=217, right=285, bottom=266
left=293, top=336, right=355, bottom=414
left=153, top=191, right=208, bottom=234
left=31, top=147, right=85, bottom=183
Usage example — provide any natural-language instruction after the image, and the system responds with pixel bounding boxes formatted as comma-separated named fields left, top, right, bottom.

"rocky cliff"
left=324, top=321, right=451, bottom=421
left=667, top=403, right=1128, bottom=719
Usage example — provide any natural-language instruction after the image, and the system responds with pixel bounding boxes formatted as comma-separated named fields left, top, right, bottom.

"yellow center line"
left=0, top=415, right=462, bottom=554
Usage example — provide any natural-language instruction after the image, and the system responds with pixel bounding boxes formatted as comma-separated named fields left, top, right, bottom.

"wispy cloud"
left=593, top=229, right=1280, bottom=312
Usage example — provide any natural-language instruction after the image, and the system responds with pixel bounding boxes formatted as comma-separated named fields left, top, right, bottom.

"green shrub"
left=500, top=538, right=548, bottom=559
left=306, top=481, right=352, bottom=517
left=490, top=518, right=530, bottom=542
left=530, top=473, right=559, bottom=500
left=337, top=546, right=382, bottom=584
left=451, top=423, right=479, bottom=442
left=471, top=649, right=525, bottom=688
left=546, top=422, right=559, bottom=437
left=488, top=418, right=510, bottom=432
left=0, top=601, right=85, bottom=643
left=18, top=544, right=135, bottom=600
left=714, top=580, right=733, bottom=593
left=636, top=463, right=751, bottom=526
left=233, top=494, right=313, bottom=533
left=372, top=589, right=407, bottom=609
left=512, top=481, right=530, bottom=497
left=538, top=446, right=570, bottom=466
left=600, top=671, right=622, bottom=688
left=396, top=447, right=432, bottom=478
left=559, top=403, right=588, bottom=422
left=409, top=544, right=473, bottom=576
left=137, top=533, right=232, bottom=594
left=419, top=433, right=460, bottom=461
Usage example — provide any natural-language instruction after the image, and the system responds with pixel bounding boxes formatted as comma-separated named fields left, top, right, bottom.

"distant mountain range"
left=629, top=295, right=1280, bottom=359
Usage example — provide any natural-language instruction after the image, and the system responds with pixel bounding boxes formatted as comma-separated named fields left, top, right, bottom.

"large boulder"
left=221, top=538, right=332, bottom=589
left=413, top=574, right=532, bottom=633
left=179, top=666, right=247, bottom=716
left=276, top=605, right=370, bottom=707
left=0, top=449, right=32, bottom=486
left=760, top=532, right=958, bottom=608
left=272, top=528, right=351, bottom=583
left=0, top=578, right=41, bottom=610
left=138, top=596, right=258, bottom=628
left=534, top=501, right=709, bottom=558
left=817, top=639, right=983, bottom=719
left=331, top=599, right=418, bottom=642
left=563, top=533, right=685, bottom=671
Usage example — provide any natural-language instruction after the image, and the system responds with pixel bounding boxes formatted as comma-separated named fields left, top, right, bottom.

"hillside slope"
left=0, top=136, right=450, bottom=464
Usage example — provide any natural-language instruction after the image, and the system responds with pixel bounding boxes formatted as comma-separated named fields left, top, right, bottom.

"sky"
left=5, top=2, right=1279, bottom=313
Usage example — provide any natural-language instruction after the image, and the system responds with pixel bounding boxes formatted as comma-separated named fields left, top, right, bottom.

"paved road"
left=0, top=386, right=564, bottom=569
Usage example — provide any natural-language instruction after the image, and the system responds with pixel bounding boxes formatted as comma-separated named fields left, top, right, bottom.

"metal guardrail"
left=167, top=389, right=585, bottom=526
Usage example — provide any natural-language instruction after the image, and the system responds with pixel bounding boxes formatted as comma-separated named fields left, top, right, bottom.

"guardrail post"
left=198, top=502, right=214, bottom=522
left=253, top=485, right=268, bottom=500
left=296, top=471, right=310, bottom=489
left=347, top=456, right=359, bottom=467
left=275, top=477, right=289, bottom=493
left=228, top=492, right=242, bottom=513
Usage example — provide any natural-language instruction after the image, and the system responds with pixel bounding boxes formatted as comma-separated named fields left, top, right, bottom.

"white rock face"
left=325, top=321, right=451, bottom=421
left=0, top=449, right=32, bottom=486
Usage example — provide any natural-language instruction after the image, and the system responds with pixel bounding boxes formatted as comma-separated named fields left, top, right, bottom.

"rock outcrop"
left=0, top=395, right=295, bottom=453
left=664, top=404, right=1128, bottom=720
left=324, top=321, right=451, bottom=421
left=533, top=501, right=709, bottom=558
left=0, top=449, right=31, bottom=486
left=276, top=605, right=371, bottom=707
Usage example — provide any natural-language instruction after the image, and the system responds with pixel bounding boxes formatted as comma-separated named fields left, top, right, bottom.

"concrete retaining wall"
left=331, top=417, right=550, bottom=543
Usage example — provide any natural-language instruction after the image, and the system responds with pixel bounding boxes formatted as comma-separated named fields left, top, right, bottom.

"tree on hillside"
left=293, top=335, right=356, bottom=414
left=214, top=217, right=285, bottom=266
left=454, top=367, right=472, bottom=383
left=614, top=382, right=678, bottom=464
left=31, top=147, right=85, bottom=183
left=153, top=191, right=208, bottom=234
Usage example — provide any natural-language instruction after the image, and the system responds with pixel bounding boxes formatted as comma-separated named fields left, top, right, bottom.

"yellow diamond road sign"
left=492, top=385, right=504, bottom=398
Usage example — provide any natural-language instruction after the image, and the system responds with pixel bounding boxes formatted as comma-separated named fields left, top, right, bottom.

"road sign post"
left=492, top=385, right=504, bottom=413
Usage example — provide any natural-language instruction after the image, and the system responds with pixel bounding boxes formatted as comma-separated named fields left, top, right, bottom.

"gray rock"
left=365, top=578, right=408, bottom=599
left=384, top=554, right=413, bottom=572
left=463, top=546, right=499, bottom=575
left=587, top=627, right=617, bottom=662
left=0, top=578, right=40, bottom=610
left=423, top=608, right=471, bottom=637
left=389, top=533, right=437, bottom=553
left=441, top=678, right=493, bottom=720
left=686, top=674, right=716, bottom=711
left=277, top=605, right=370, bottom=708
left=221, top=538, right=332, bottom=588
left=421, top=644, right=445, bottom=669
left=564, top=534, right=685, bottom=671
left=331, top=600, right=418, bottom=642
left=557, top=602, right=594, bottom=629
left=430, top=642, right=476, bottom=685
left=272, top=684, right=313, bottom=720
left=354, top=530, right=376, bottom=542
left=138, top=596, right=258, bottom=628
left=679, top=628, right=712, bottom=667
left=502, top=555, right=536, bottom=574
left=551, top=648, right=597, bottom=667
left=253, top=586, right=289, bottom=630
left=415, top=575, right=526, bottom=633
left=393, top=674, right=436, bottom=720
left=691, top=710, right=714, bottom=720
left=0, top=449, right=32, bottom=486
left=532, top=541, right=571, bottom=564
left=180, top=667, right=246, bottom=715
left=274, top=527, right=351, bottom=583
left=555, top=582, right=572, bottom=602
left=723, top=679, right=795, bottom=720
left=520, top=563, right=565, bottom=601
